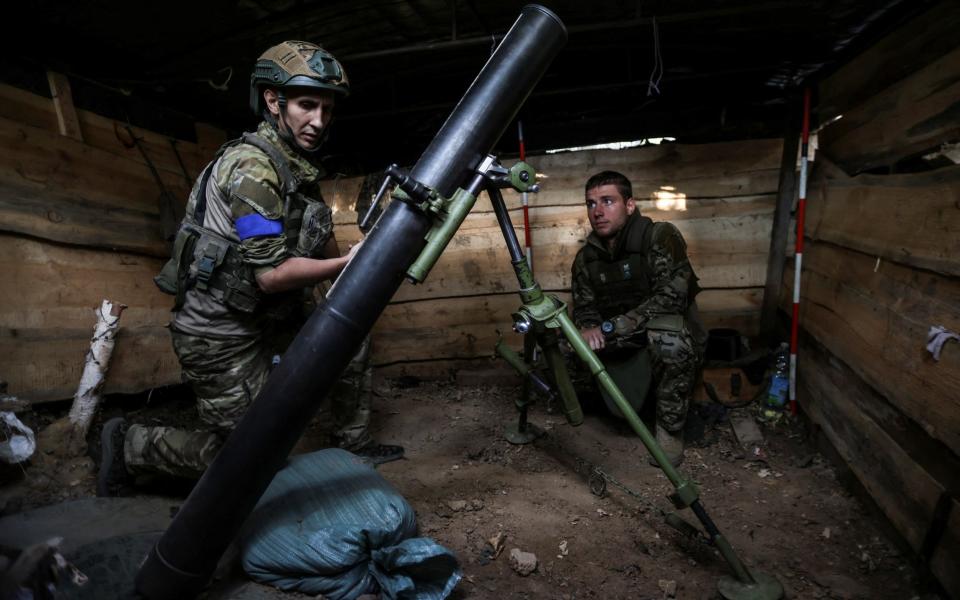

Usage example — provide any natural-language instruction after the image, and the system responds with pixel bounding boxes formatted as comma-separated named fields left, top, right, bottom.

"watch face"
left=601, top=321, right=614, bottom=334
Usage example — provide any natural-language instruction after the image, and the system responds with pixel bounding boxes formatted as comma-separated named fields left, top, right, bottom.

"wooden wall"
left=783, top=4, right=960, bottom=596
left=321, top=138, right=783, bottom=377
left=0, top=82, right=226, bottom=402
left=1, top=79, right=780, bottom=399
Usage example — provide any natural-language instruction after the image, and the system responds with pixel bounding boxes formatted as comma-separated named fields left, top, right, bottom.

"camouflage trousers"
left=124, top=329, right=373, bottom=480
left=647, top=328, right=700, bottom=432
left=564, top=328, right=700, bottom=432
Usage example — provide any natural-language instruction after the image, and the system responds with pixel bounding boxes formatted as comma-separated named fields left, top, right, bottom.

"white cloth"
left=0, top=411, right=36, bottom=464
left=927, top=325, right=960, bottom=361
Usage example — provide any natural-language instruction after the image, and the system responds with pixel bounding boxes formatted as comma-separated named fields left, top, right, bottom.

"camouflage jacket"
left=172, top=121, right=335, bottom=337
left=571, top=213, right=698, bottom=336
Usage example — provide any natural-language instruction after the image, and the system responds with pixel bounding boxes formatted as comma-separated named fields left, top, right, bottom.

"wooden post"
left=759, top=94, right=801, bottom=342
left=40, top=299, right=127, bottom=457
left=65, top=299, right=126, bottom=454
left=45, top=71, right=83, bottom=142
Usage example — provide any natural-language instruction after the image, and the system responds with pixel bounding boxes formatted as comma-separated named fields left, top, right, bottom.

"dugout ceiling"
left=9, top=0, right=936, bottom=174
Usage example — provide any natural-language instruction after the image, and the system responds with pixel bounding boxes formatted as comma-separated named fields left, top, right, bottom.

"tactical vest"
left=154, top=132, right=332, bottom=314
left=581, top=214, right=657, bottom=320
left=581, top=214, right=704, bottom=341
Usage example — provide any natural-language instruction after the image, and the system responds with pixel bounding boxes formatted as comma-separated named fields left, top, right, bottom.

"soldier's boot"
left=97, top=417, right=133, bottom=496
left=648, top=423, right=684, bottom=468
left=353, top=443, right=405, bottom=466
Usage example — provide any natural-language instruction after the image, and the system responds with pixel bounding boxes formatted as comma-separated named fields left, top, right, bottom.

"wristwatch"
left=600, top=320, right=615, bottom=336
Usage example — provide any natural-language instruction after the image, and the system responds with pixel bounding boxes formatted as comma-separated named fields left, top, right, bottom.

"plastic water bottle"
left=765, top=345, right=789, bottom=409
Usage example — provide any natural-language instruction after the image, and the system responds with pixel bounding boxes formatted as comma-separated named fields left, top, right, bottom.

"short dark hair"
left=585, top=170, right=632, bottom=201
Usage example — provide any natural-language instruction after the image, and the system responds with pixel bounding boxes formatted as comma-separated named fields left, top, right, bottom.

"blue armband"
left=235, top=213, right=283, bottom=240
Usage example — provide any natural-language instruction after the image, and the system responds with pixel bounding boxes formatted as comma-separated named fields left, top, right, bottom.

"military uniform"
left=126, top=122, right=372, bottom=479
left=571, top=212, right=706, bottom=434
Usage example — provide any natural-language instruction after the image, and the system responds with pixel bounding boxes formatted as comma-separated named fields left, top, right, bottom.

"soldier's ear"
left=625, top=197, right=637, bottom=215
left=264, top=89, right=281, bottom=117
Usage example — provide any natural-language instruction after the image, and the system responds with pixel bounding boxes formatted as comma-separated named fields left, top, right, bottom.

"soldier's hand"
left=345, top=240, right=364, bottom=261
left=580, top=326, right=605, bottom=351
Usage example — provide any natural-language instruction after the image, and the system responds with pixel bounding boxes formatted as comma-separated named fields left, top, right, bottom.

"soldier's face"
left=265, top=88, right=336, bottom=150
left=586, top=184, right=636, bottom=239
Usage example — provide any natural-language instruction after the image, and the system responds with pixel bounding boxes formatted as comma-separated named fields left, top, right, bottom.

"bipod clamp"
left=360, top=164, right=435, bottom=231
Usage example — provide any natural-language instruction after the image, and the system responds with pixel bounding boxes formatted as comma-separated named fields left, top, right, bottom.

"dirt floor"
left=0, top=374, right=942, bottom=600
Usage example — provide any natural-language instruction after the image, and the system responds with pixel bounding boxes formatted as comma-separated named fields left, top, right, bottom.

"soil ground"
left=0, top=374, right=940, bottom=600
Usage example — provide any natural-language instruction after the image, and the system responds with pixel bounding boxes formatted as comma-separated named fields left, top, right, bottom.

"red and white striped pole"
left=518, top=121, right=533, bottom=272
left=789, top=88, right=811, bottom=416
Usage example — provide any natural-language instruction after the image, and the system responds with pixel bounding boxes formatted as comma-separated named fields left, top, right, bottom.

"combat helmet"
left=249, top=41, right=349, bottom=116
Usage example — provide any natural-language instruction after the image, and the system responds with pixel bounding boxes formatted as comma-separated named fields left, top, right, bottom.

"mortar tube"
left=134, top=6, right=567, bottom=597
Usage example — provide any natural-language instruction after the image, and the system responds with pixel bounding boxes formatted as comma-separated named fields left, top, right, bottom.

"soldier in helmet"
left=97, top=41, right=403, bottom=496
left=571, top=171, right=706, bottom=467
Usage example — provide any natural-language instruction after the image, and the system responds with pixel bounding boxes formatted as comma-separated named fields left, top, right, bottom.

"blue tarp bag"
left=240, top=448, right=461, bottom=599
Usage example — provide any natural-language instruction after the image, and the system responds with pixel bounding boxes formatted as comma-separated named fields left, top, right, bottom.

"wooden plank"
left=45, top=72, right=83, bottom=142
left=800, top=336, right=960, bottom=599
left=784, top=243, right=960, bottom=455
left=332, top=196, right=775, bottom=301
left=0, top=179, right=167, bottom=256
left=371, top=288, right=761, bottom=366
left=320, top=139, right=783, bottom=213
left=0, top=83, right=213, bottom=180
left=819, top=46, right=960, bottom=174
left=0, top=115, right=189, bottom=254
left=0, top=84, right=58, bottom=132
left=819, top=2, right=960, bottom=119
left=799, top=339, right=945, bottom=554
left=761, top=95, right=801, bottom=340
left=0, top=115, right=190, bottom=211
left=807, top=160, right=960, bottom=277
left=0, top=235, right=178, bottom=402
left=529, top=138, right=784, bottom=182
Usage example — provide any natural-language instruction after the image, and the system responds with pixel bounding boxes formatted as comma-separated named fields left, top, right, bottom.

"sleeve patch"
left=233, top=175, right=283, bottom=219
left=235, top=213, right=283, bottom=240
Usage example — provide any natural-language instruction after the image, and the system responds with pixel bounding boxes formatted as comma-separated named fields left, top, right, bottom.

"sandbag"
left=240, top=448, right=461, bottom=599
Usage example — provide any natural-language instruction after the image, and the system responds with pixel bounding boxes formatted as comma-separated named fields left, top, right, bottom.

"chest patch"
left=598, top=262, right=632, bottom=284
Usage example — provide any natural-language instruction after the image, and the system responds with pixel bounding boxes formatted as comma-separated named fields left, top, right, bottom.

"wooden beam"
left=818, top=1, right=960, bottom=119
left=820, top=45, right=960, bottom=174
left=799, top=337, right=960, bottom=599
left=45, top=71, right=83, bottom=142
left=0, top=115, right=188, bottom=255
left=0, top=234, right=179, bottom=403
left=783, top=243, right=960, bottom=455
left=760, top=94, right=800, bottom=341
left=372, top=289, right=761, bottom=366
left=806, top=158, right=960, bottom=277
left=799, top=339, right=942, bottom=549
left=0, top=83, right=210, bottom=178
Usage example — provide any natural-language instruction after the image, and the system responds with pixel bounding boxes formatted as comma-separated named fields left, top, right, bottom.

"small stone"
left=558, top=540, right=569, bottom=556
left=658, top=579, right=677, bottom=597
left=821, top=527, right=831, bottom=539
left=470, top=498, right=485, bottom=511
left=487, top=531, right=506, bottom=558
left=447, top=500, right=468, bottom=512
left=509, top=548, right=537, bottom=576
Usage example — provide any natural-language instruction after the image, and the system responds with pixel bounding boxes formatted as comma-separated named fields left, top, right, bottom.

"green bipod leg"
left=554, top=310, right=781, bottom=599
left=539, top=329, right=583, bottom=426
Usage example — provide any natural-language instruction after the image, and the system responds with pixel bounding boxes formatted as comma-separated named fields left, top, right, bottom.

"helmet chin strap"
left=271, top=90, right=329, bottom=157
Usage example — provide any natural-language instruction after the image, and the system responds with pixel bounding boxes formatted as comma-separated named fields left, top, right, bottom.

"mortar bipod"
left=486, top=171, right=784, bottom=600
